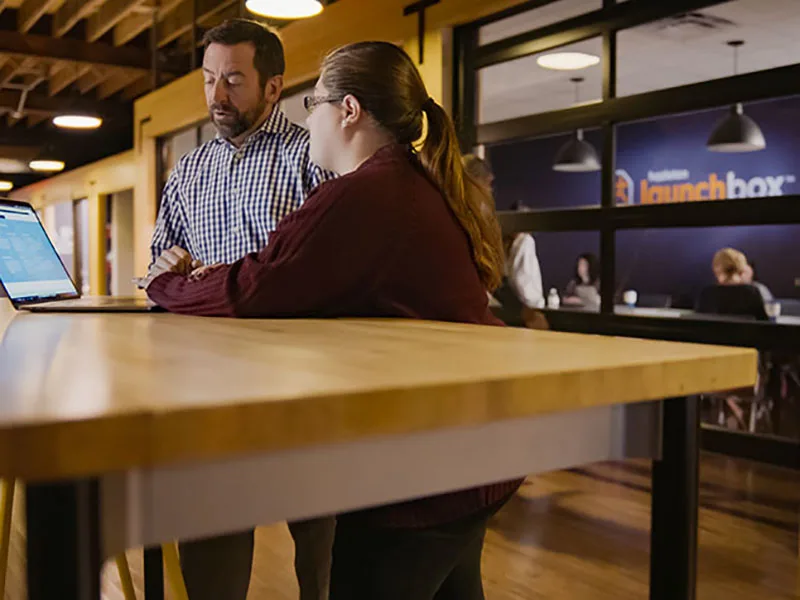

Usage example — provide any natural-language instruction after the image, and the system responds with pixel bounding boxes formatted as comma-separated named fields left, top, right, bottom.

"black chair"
left=695, top=284, right=770, bottom=432
left=696, top=284, right=768, bottom=321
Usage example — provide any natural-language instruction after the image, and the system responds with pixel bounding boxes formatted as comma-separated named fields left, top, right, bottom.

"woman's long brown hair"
left=321, top=41, right=505, bottom=291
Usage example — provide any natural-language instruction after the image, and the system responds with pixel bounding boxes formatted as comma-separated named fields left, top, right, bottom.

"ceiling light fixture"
left=0, top=181, right=13, bottom=192
left=29, top=160, right=65, bottom=173
left=537, top=52, right=600, bottom=71
left=53, top=115, right=103, bottom=130
left=707, top=41, right=766, bottom=153
left=245, top=0, right=323, bottom=19
left=0, top=158, right=28, bottom=174
left=552, top=77, right=601, bottom=173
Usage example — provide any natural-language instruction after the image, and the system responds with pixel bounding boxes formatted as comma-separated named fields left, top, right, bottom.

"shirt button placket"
left=231, top=149, right=244, bottom=240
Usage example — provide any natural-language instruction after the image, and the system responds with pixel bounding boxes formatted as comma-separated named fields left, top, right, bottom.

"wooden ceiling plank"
left=26, top=113, right=50, bottom=127
left=18, top=0, right=61, bottom=34
left=77, top=65, right=112, bottom=94
left=0, top=30, right=185, bottom=73
left=53, top=0, right=106, bottom=38
left=0, top=88, right=127, bottom=117
left=113, top=0, right=183, bottom=46
left=88, top=0, right=149, bottom=43
left=121, top=71, right=153, bottom=101
left=0, top=59, right=20, bottom=88
left=49, top=63, right=91, bottom=96
left=97, top=69, right=143, bottom=100
left=159, top=0, right=235, bottom=48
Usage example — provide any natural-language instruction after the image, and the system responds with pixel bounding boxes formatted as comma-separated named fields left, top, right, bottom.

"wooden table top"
left=0, top=300, right=756, bottom=481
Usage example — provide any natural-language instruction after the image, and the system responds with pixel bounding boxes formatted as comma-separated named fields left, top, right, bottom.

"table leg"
left=144, top=545, right=165, bottom=600
left=650, top=396, right=700, bottom=600
left=26, top=480, right=101, bottom=600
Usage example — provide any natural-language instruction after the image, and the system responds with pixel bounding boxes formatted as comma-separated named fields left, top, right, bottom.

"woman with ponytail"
left=145, top=41, right=520, bottom=598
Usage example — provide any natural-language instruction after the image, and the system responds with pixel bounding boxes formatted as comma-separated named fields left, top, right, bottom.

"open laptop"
left=0, top=198, right=152, bottom=312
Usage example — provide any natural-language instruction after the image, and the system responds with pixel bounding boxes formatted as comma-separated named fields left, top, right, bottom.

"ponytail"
left=419, top=100, right=504, bottom=291
left=320, top=41, right=505, bottom=290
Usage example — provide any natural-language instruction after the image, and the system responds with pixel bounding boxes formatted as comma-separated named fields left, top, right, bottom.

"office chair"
left=696, top=284, right=770, bottom=432
left=696, top=284, right=769, bottom=321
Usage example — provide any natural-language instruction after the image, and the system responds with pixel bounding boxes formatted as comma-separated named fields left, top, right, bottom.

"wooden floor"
left=5, top=454, right=799, bottom=599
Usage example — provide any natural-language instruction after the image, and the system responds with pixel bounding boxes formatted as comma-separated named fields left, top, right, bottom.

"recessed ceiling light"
left=245, top=0, right=323, bottom=19
left=0, top=181, right=13, bottom=192
left=537, top=52, right=600, bottom=71
left=0, top=158, right=28, bottom=173
left=29, top=160, right=65, bottom=173
left=53, top=115, right=103, bottom=129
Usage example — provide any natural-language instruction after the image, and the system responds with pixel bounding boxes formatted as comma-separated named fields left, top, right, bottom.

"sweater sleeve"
left=146, top=179, right=402, bottom=318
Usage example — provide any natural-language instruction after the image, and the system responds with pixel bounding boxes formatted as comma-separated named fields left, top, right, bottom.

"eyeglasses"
left=303, top=94, right=340, bottom=113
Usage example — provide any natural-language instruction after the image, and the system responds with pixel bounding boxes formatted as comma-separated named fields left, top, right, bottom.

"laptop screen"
left=0, top=201, right=78, bottom=304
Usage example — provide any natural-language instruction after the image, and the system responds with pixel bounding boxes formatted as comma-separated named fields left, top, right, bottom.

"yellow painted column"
left=403, top=28, right=452, bottom=113
left=88, top=190, right=108, bottom=296
left=133, top=132, right=158, bottom=281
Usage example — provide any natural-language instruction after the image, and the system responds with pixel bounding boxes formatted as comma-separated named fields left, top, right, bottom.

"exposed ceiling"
left=0, top=0, right=338, bottom=189
left=478, top=0, right=800, bottom=125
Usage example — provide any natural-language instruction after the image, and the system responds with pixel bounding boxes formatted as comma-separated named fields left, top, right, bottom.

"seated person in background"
left=712, top=247, right=747, bottom=286
left=742, top=260, right=774, bottom=303
left=563, top=252, right=601, bottom=309
left=144, top=41, right=522, bottom=600
left=464, top=156, right=547, bottom=330
left=463, top=156, right=545, bottom=312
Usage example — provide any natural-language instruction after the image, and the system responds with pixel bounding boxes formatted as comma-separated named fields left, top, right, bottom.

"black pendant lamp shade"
left=706, top=41, right=766, bottom=153
left=553, top=129, right=601, bottom=172
left=553, top=77, right=601, bottom=172
left=707, top=102, right=766, bottom=153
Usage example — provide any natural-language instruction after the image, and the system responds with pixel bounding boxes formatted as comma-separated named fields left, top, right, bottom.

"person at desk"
left=143, top=40, right=522, bottom=599
left=742, top=261, right=774, bottom=303
left=148, top=18, right=335, bottom=600
left=563, top=252, right=601, bottom=310
left=463, top=156, right=545, bottom=312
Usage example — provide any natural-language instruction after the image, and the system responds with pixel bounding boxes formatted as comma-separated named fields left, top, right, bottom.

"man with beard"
left=148, top=18, right=334, bottom=600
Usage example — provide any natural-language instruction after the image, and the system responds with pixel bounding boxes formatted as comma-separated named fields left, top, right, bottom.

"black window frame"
left=453, top=0, right=800, bottom=468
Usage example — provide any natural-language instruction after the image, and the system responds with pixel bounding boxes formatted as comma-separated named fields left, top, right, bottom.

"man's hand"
left=137, top=246, right=201, bottom=290
left=188, top=263, right=225, bottom=281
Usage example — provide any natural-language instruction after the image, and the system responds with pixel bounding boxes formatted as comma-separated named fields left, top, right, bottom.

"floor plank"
left=4, top=454, right=798, bottom=599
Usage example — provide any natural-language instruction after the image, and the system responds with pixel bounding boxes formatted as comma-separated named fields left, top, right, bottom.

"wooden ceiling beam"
left=17, top=0, right=60, bottom=33
left=53, top=0, right=105, bottom=38
left=77, top=65, right=112, bottom=94
left=27, top=113, right=51, bottom=127
left=97, top=69, right=144, bottom=99
left=113, top=0, right=183, bottom=47
left=49, top=63, right=92, bottom=96
left=0, top=89, right=128, bottom=117
left=0, top=29, right=186, bottom=73
left=0, top=59, right=21, bottom=88
left=121, top=71, right=154, bottom=100
left=159, top=0, right=236, bottom=48
left=88, top=0, right=150, bottom=43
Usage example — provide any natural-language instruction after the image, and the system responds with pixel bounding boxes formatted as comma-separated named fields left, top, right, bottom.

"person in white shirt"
left=463, top=155, right=546, bottom=315
left=503, top=202, right=544, bottom=309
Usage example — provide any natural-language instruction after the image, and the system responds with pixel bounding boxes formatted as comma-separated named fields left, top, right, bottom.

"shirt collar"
left=214, top=106, right=293, bottom=149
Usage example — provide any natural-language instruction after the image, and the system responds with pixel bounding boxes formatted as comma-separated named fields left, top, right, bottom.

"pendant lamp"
left=553, top=77, right=601, bottom=172
left=707, top=41, right=766, bottom=153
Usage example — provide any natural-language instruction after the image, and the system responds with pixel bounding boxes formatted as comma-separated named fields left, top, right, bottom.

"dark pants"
left=329, top=500, right=507, bottom=600
left=179, top=517, right=336, bottom=600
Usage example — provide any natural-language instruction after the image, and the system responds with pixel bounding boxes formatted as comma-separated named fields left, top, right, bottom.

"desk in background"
left=0, top=301, right=756, bottom=600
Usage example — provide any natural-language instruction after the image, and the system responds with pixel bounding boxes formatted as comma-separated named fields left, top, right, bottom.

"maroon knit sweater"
left=147, top=143, right=522, bottom=527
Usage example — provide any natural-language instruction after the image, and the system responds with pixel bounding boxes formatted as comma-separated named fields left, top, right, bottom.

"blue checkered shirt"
left=151, top=108, right=333, bottom=266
